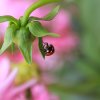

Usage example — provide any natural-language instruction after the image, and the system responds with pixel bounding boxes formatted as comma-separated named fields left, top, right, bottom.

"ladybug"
left=43, top=42, right=55, bottom=56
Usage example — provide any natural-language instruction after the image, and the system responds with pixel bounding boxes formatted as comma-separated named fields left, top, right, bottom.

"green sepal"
left=38, top=37, right=45, bottom=58
left=14, top=27, right=35, bottom=64
left=29, top=6, right=60, bottom=21
left=28, top=21, right=59, bottom=37
left=0, top=24, right=17, bottom=54
left=0, top=16, right=19, bottom=27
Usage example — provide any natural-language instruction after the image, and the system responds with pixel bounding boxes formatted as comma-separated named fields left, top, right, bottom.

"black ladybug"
left=43, top=42, right=55, bottom=56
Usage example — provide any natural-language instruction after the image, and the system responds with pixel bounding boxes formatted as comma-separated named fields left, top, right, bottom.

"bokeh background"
left=0, top=0, right=100, bottom=100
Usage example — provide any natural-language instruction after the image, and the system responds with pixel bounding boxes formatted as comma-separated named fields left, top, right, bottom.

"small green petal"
left=0, top=16, right=19, bottom=27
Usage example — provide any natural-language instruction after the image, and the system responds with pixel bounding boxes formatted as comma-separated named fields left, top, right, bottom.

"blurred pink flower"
left=31, top=83, right=59, bottom=100
left=0, top=56, right=37, bottom=100
left=0, top=56, right=18, bottom=99
left=0, top=56, right=56, bottom=100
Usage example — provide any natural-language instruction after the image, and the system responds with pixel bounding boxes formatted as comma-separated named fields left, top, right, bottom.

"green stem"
left=21, top=0, right=61, bottom=26
left=0, top=16, right=19, bottom=27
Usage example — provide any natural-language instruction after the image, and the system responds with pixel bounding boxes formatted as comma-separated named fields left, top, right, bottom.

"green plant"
left=0, top=0, right=62, bottom=64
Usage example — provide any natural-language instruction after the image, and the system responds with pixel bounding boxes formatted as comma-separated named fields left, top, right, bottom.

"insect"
left=43, top=42, right=55, bottom=56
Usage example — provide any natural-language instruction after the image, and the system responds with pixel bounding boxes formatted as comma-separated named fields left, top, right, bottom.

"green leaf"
left=29, top=6, right=60, bottom=21
left=15, top=28, right=35, bottom=64
left=38, top=37, right=45, bottom=58
left=0, top=24, right=16, bottom=54
left=43, top=6, right=60, bottom=20
left=28, top=21, right=59, bottom=37
left=0, top=16, right=19, bottom=27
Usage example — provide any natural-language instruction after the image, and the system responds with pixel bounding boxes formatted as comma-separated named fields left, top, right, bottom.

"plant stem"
left=21, top=0, right=61, bottom=26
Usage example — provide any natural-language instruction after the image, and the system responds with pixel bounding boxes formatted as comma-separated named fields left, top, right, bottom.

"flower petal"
left=0, top=57, right=10, bottom=83
left=0, top=67, right=18, bottom=94
left=8, top=79, right=37, bottom=98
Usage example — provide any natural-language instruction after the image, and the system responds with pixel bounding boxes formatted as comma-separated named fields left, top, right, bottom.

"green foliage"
left=28, top=21, right=59, bottom=37
left=41, top=5, right=60, bottom=20
left=21, top=0, right=61, bottom=26
left=29, top=6, right=60, bottom=21
left=14, top=28, right=35, bottom=64
left=0, top=0, right=61, bottom=63
left=0, top=16, right=19, bottom=27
